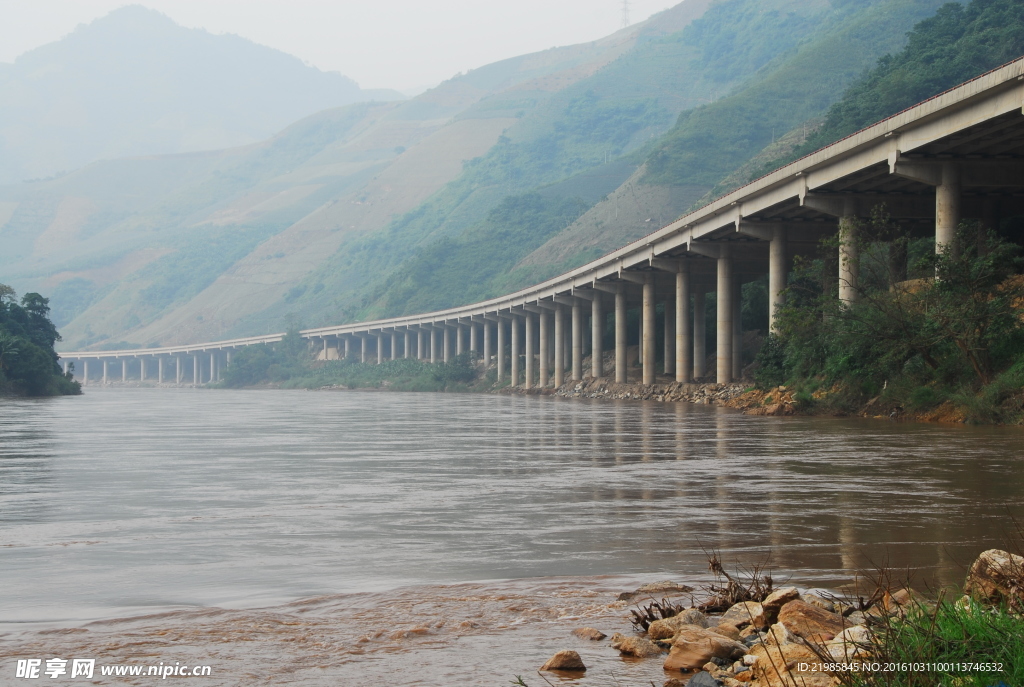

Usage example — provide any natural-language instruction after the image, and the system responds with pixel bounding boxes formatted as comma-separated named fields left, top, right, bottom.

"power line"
left=621, top=0, right=631, bottom=28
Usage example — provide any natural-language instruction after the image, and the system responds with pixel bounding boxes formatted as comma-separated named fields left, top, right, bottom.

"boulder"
left=763, top=622, right=798, bottom=647
left=826, top=625, right=873, bottom=661
left=762, top=587, right=800, bottom=610
left=663, top=627, right=747, bottom=671
left=777, top=600, right=848, bottom=639
left=721, top=601, right=768, bottom=628
left=801, top=594, right=836, bottom=613
left=965, top=549, right=1024, bottom=611
left=540, top=650, right=586, bottom=671
left=571, top=627, right=606, bottom=641
left=711, top=623, right=741, bottom=640
left=618, top=580, right=694, bottom=600
left=649, top=617, right=704, bottom=640
left=748, top=642, right=834, bottom=687
left=615, top=635, right=663, bottom=658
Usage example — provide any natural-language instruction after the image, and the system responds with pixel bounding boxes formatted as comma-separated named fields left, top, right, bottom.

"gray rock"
left=686, top=672, right=723, bottom=687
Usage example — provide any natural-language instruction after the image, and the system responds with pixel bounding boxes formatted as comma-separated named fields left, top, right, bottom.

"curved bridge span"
left=62, top=59, right=1024, bottom=387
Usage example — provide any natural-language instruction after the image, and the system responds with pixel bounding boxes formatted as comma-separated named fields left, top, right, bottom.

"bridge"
left=62, top=57, right=1024, bottom=388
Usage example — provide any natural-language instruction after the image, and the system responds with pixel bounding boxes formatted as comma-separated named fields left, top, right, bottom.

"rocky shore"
left=537, top=549, right=1024, bottom=687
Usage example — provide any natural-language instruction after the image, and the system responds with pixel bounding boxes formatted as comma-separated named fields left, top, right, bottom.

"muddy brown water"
left=2, top=388, right=1022, bottom=685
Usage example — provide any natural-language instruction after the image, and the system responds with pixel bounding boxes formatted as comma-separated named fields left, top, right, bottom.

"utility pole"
left=621, top=0, right=631, bottom=28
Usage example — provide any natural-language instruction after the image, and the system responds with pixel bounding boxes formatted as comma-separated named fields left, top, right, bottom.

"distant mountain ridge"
left=0, top=5, right=402, bottom=185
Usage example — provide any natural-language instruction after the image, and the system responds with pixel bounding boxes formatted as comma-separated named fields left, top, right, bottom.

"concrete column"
left=694, top=287, right=706, bottom=380
left=470, top=324, right=477, bottom=354
left=323, top=338, right=329, bottom=359
left=377, top=334, right=384, bottom=364
left=676, top=266, right=691, bottom=383
left=642, top=274, right=656, bottom=385
left=193, top=355, right=199, bottom=385
left=360, top=336, right=367, bottom=363
left=443, top=327, right=452, bottom=363
left=839, top=202, right=859, bottom=304
left=391, top=332, right=398, bottom=361
left=102, top=360, right=109, bottom=385
left=524, top=313, right=535, bottom=389
left=210, top=352, right=216, bottom=383
left=496, top=320, right=505, bottom=382
left=158, top=357, right=164, bottom=384
left=403, top=330, right=409, bottom=359
left=121, top=359, right=127, bottom=382
left=716, top=246, right=733, bottom=384
left=535, top=311, right=547, bottom=387
left=769, top=227, right=787, bottom=332
left=140, top=357, right=147, bottom=382
left=62, top=361, right=68, bottom=375
left=511, top=316, right=521, bottom=386
left=554, top=306, right=565, bottom=388
left=176, top=356, right=181, bottom=384
left=483, top=322, right=491, bottom=363
left=733, top=276, right=743, bottom=382
left=82, top=360, right=89, bottom=385
left=226, top=350, right=232, bottom=368
left=571, top=301, right=582, bottom=381
left=663, top=297, right=675, bottom=378
left=414, top=330, right=422, bottom=360
left=615, top=285, right=627, bottom=384
left=592, top=295, right=604, bottom=378
left=936, top=162, right=961, bottom=255
left=456, top=326, right=464, bottom=356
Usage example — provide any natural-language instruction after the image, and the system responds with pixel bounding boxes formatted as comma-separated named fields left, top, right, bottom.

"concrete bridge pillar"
left=193, top=355, right=199, bottom=385
left=592, top=295, right=603, bottom=379
left=141, top=358, right=147, bottom=382
left=102, top=360, right=109, bottom=385
left=936, top=162, right=961, bottom=255
left=427, top=328, right=436, bottom=364
left=226, top=350, right=232, bottom=368
left=571, top=301, right=582, bottom=382
left=511, top=316, right=520, bottom=386
left=82, top=360, right=88, bottom=385
left=663, top=296, right=674, bottom=378
left=470, top=324, right=477, bottom=355
left=693, top=290, right=707, bottom=382
left=538, top=311, right=549, bottom=388
left=496, top=319, right=506, bottom=382
left=554, top=305, right=565, bottom=388
left=361, top=336, right=368, bottom=364
left=770, top=227, right=787, bottom=332
left=391, top=332, right=398, bottom=361
left=733, top=275, right=743, bottom=382
left=415, top=330, right=422, bottom=360
left=158, top=357, right=164, bottom=384
left=176, top=356, right=182, bottom=384
left=404, top=330, right=411, bottom=359
left=377, top=334, right=384, bottom=364
left=482, top=322, right=491, bottom=364
left=62, top=361, right=68, bottom=375
left=121, top=359, right=127, bottom=382
left=614, top=285, right=627, bottom=384
left=210, top=352, right=216, bottom=382
left=717, top=245, right=734, bottom=384
left=323, top=338, right=329, bottom=359
left=524, top=313, right=535, bottom=389
left=676, top=266, right=691, bottom=383
left=455, top=326, right=464, bottom=356
left=443, top=327, right=452, bottom=363
left=839, top=200, right=860, bottom=305
left=642, top=274, right=656, bottom=385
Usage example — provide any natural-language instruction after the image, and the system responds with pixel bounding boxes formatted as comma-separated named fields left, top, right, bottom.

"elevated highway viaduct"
left=63, top=58, right=1024, bottom=389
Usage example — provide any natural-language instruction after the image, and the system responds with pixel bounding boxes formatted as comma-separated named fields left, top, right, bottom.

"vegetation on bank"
left=754, top=223, right=1024, bottom=424
left=219, top=329, right=485, bottom=392
left=0, top=284, right=80, bottom=397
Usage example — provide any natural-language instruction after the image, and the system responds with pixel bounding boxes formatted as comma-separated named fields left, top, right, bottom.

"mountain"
left=0, top=5, right=402, bottom=185
left=0, top=0, right=964, bottom=350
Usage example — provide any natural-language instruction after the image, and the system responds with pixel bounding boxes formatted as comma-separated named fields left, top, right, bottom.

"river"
left=2, top=388, right=1022, bottom=685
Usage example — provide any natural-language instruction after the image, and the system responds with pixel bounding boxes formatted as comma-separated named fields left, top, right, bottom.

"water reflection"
left=1, top=388, right=1022, bottom=626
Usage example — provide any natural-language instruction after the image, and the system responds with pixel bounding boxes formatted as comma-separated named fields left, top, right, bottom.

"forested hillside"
left=3, top=0, right=992, bottom=351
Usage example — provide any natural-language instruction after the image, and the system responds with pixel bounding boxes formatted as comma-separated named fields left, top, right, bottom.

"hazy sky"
left=0, top=0, right=679, bottom=93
